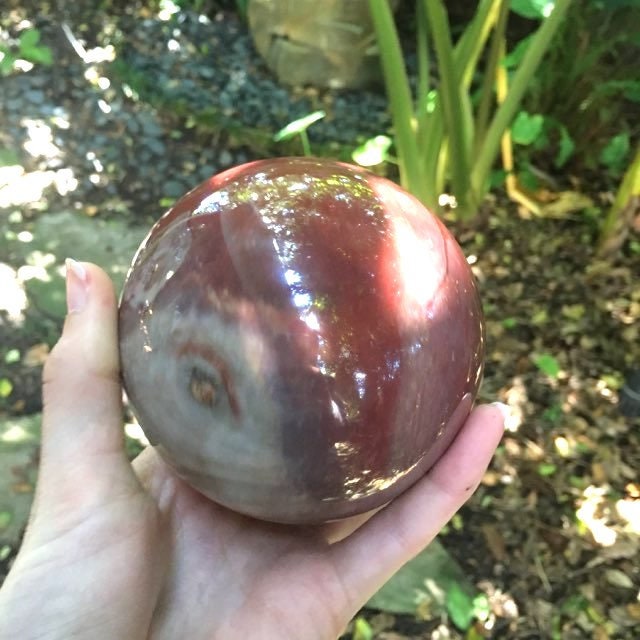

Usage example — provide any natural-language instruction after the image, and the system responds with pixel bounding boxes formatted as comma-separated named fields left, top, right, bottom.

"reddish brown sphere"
left=119, top=158, right=484, bottom=524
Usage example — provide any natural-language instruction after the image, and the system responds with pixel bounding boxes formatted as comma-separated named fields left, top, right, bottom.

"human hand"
left=0, top=262, right=505, bottom=640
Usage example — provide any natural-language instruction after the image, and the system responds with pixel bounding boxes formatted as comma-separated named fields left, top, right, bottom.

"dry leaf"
left=591, top=462, right=607, bottom=484
left=605, top=569, right=634, bottom=589
left=482, top=523, right=506, bottom=562
left=23, top=343, right=50, bottom=367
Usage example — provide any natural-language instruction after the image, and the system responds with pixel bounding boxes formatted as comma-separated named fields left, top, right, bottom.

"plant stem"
left=454, top=0, right=502, bottom=91
left=369, top=0, right=432, bottom=205
left=599, top=145, right=640, bottom=255
left=471, top=0, right=573, bottom=199
left=416, top=0, right=431, bottom=149
left=475, top=0, right=510, bottom=154
left=300, top=130, right=311, bottom=157
left=424, top=0, right=472, bottom=216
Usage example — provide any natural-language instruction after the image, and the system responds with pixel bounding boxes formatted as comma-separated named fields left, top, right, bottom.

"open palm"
left=0, top=263, right=504, bottom=640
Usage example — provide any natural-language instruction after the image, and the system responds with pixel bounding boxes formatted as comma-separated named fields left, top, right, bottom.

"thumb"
left=36, top=260, right=141, bottom=513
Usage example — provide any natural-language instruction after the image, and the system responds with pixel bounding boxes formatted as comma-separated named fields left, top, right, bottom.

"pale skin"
left=0, top=262, right=505, bottom=640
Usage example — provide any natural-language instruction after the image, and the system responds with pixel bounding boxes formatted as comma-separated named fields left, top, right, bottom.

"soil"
left=1, top=2, right=639, bottom=638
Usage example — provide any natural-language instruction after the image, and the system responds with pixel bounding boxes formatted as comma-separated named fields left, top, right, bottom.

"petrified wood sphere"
left=119, top=158, right=485, bottom=524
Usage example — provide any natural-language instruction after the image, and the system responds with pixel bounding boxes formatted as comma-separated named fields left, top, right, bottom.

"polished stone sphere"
left=119, top=158, right=484, bottom=524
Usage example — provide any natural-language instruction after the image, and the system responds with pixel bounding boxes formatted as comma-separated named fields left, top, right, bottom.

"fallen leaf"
left=626, top=603, right=640, bottom=621
left=481, top=524, right=506, bottom=562
left=605, top=569, right=634, bottom=589
left=625, top=483, right=640, bottom=498
left=23, top=343, right=50, bottom=367
left=593, top=625, right=610, bottom=640
left=591, top=462, right=607, bottom=484
left=597, top=539, right=639, bottom=561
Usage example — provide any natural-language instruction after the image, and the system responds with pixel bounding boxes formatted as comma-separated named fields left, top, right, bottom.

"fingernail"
left=65, top=258, right=88, bottom=314
left=491, top=402, right=511, bottom=426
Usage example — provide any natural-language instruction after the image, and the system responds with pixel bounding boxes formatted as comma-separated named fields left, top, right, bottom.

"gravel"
left=0, top=6, right=408, bottom=220
left=114, top=9, right=396, bottom=146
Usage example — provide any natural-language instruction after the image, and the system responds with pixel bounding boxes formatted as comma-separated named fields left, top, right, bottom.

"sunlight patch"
left=0, top=263, right=28, bottom=323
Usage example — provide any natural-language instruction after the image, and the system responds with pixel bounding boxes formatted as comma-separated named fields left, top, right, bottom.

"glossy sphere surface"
left=119, top=158, right=484, bottom=524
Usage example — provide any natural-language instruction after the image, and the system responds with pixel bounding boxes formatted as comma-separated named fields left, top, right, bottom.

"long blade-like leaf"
left=424, top=0, right=472, bottom=214
left=369, top=0, right=432, bottom=205
left=472, top=0, right=573, bottom=197
left=454, top=0, right=502, bottom=90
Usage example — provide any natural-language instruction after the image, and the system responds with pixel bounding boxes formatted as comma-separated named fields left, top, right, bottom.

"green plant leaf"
left=511, top=111, right=545, bottom=145
left=0, top=512, right=12, bottom=530
left=24, top=46, right=53, bottom=65
left=352, top=617, right=373, bottom=640
left=542, top=403, right=563, bottom=423
left=533, top=353, right=561, bottom=377
left=0, top=378, right=13, bottom=398
left=273, top=111, right=325, bottom=142
left=472, top=594, right=491, bottom=622
left=600, top=132, right=630, bottom=173
left=446, top=582, right=475, bottom=630
left=19, top=28, right=41, bottom=50
left=367, top=539, right=475, bottom=616
left=519, top=167, right=539, bottom=190
left=510, top=0, right=556, bottom=19
left=489, top=168, right=508, bottom=189
left=538, top=463, right=557, bottom=476
left=0, top=53, right=15, bottom=76
left=369, top=0, right=431, bottom=205
left=472, top=0, right=572, bottom=202
left=503, top=34, right=533, bottom=68
left=235, top=0, right=249, bottom=18
left=555, top=125, right=575, bottom=168
left=352, top=135, right=392, bottom=167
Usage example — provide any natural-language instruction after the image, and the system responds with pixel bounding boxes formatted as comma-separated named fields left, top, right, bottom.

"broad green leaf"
left=510, top=0, right=556, bottom=19
left=273, top=111, right=325, bottom=142
left=533, top=353, right=561, bottom=378
left=24, top=46, right=52, bottom=65
left=367, top=539, right=476, bottom=617
left=0, top=378, right=13, bottom=398
left=502, top=317, right=518, bottom=329
left=19, top=28, right=41, bottom=50
left=446, top=582, right=475, bottom=630
left=352, top=135, right=392, bottom=167
left=503, top=35, right=533, bottom=69
left=519, top=168, right=539, bottom=191
left=555, top=125, right=575, bottom=168
left=511, top=111, right=545, bottom=145
left=489, top=168, right=508, bottom=189
left=600, top=132, right=630, bottom=172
